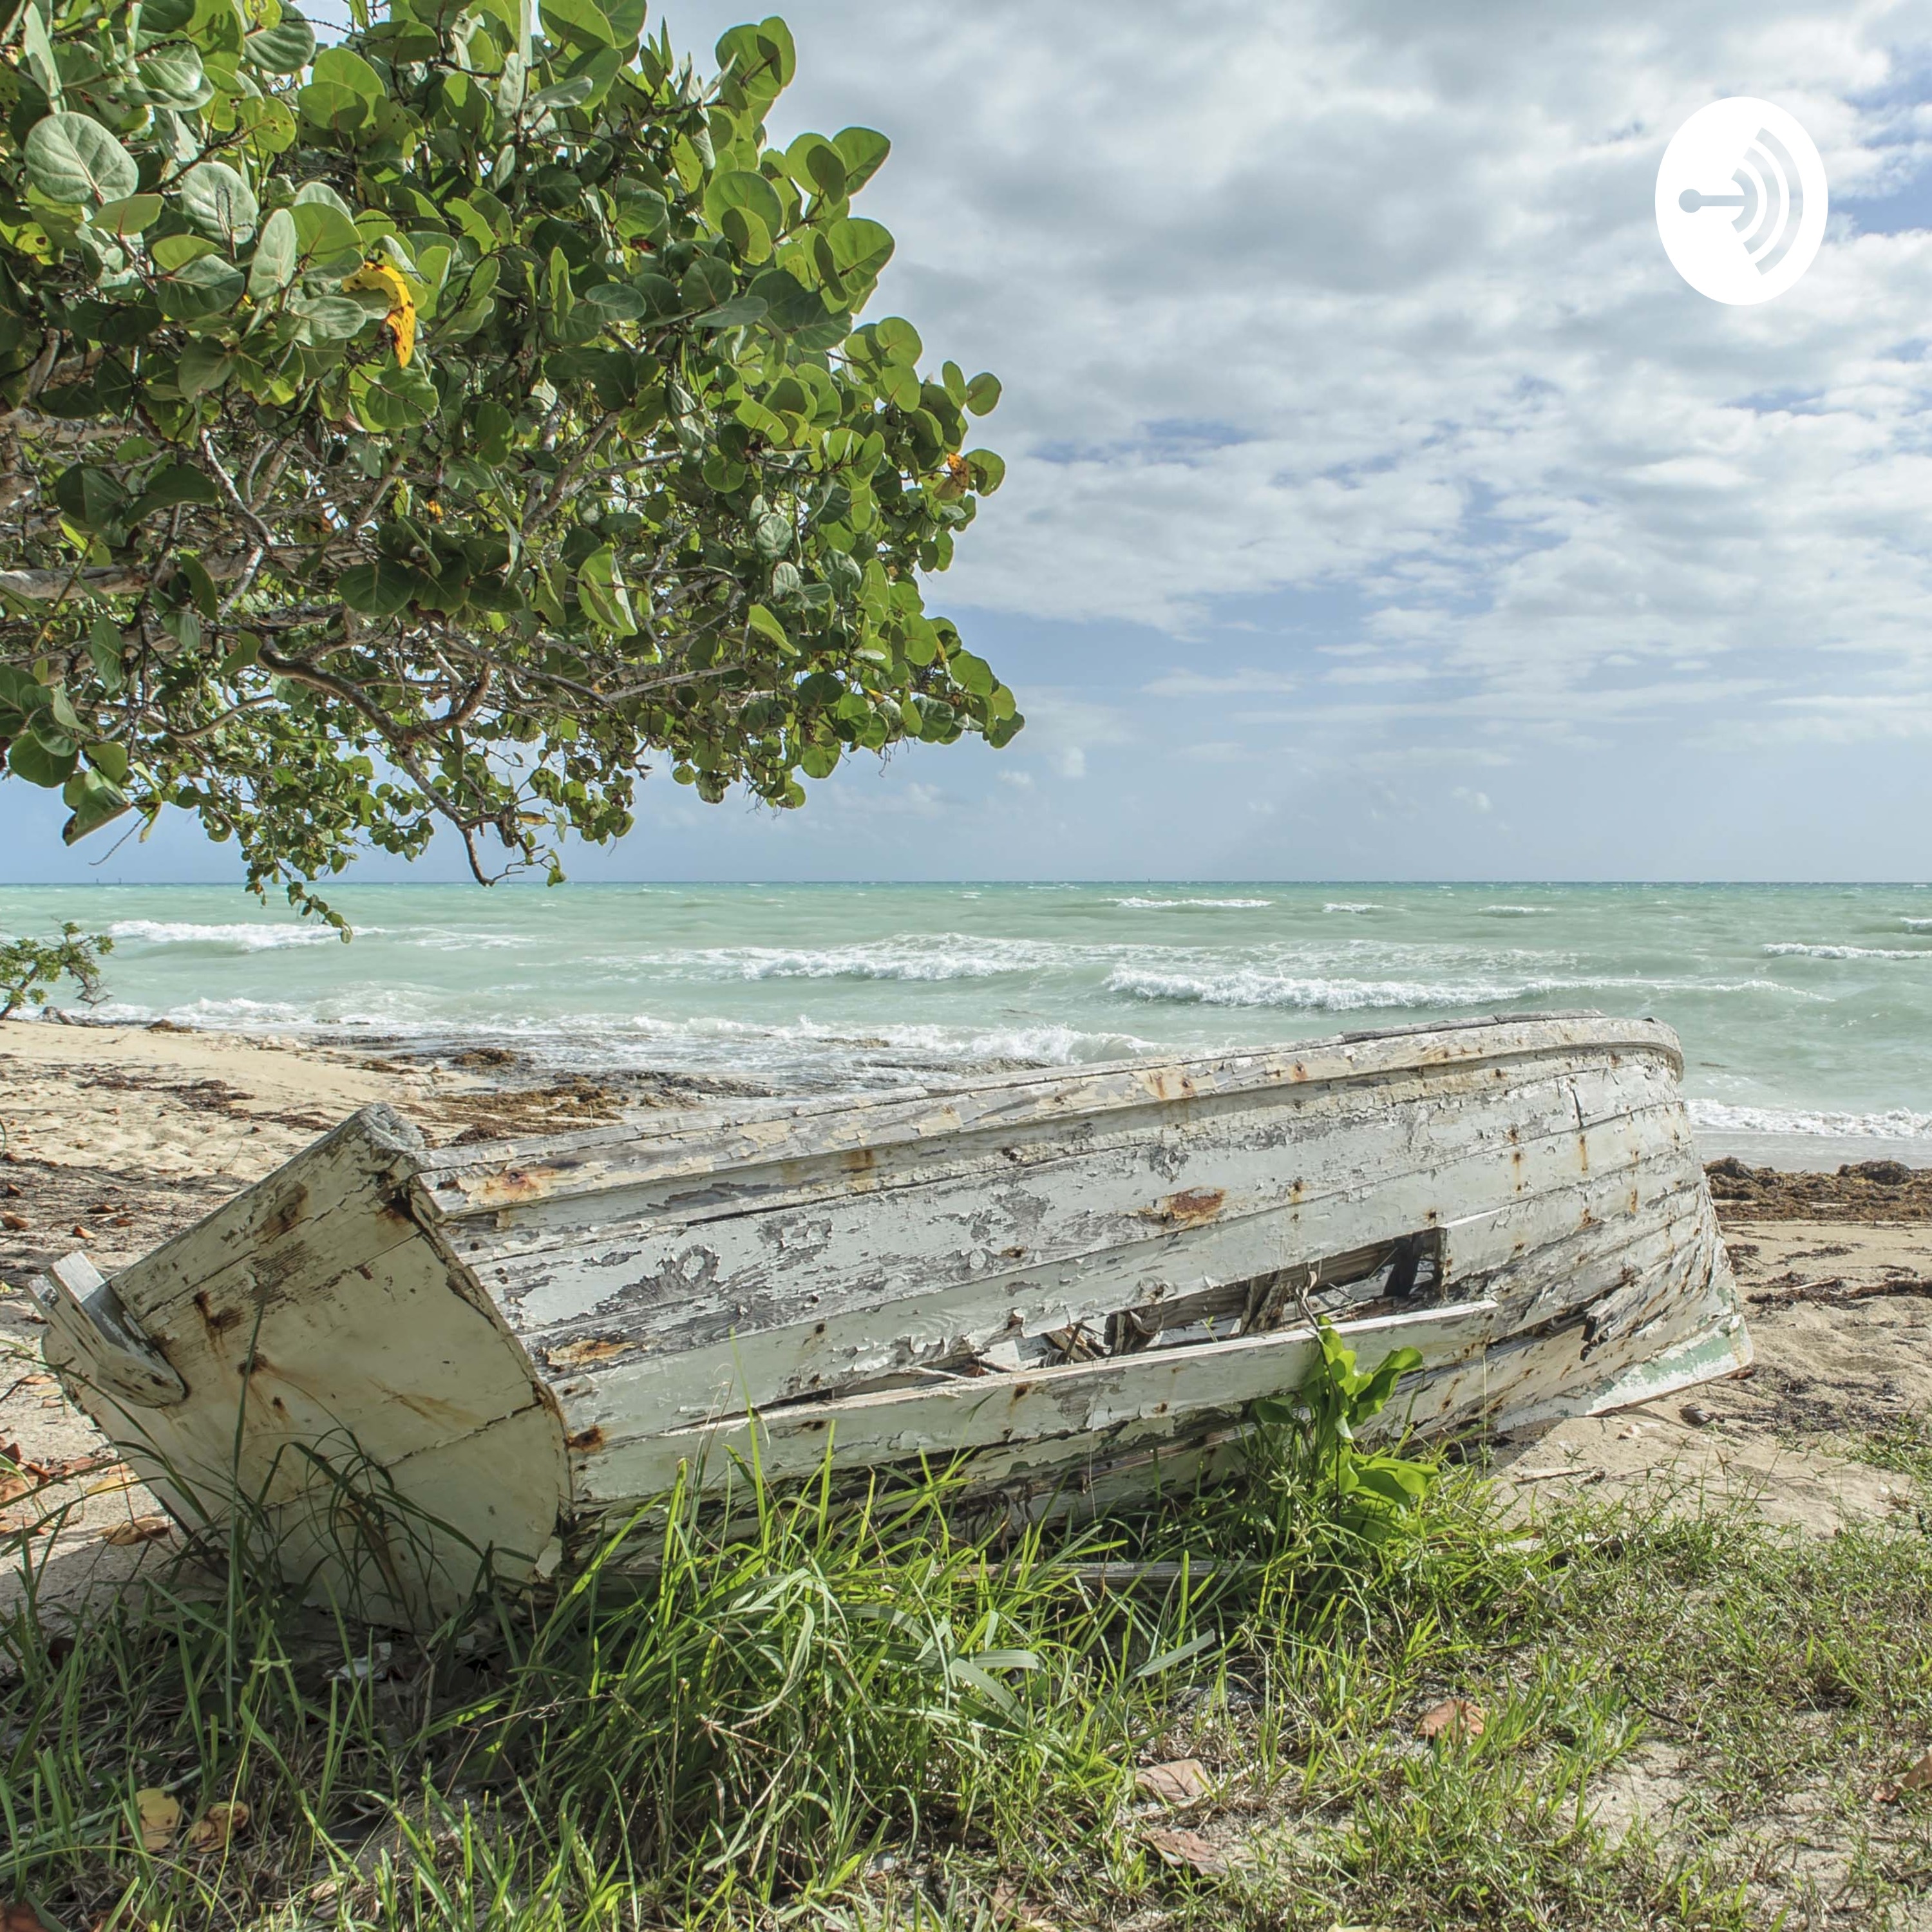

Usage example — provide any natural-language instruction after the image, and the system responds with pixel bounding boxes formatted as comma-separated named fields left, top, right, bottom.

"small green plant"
left=0, top=920, right=114, bottom=1021
left=1256, top=1320, right=1439, bottom=1544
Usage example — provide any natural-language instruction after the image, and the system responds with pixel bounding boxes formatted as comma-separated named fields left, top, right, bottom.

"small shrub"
left=0, top=920, right=114, bottom=1021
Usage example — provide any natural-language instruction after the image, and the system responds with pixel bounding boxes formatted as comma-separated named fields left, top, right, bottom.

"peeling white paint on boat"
left=32, top=1013, right=1749, bottom=1623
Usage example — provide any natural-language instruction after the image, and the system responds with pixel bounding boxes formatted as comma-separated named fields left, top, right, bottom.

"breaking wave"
left=637, top=937, right=1066, bottom=982
left=1107, top=967, right=1814, bottom=1012
left=1479, top=905, right=1546, bottom=917
left=618, top=1012, right=1161, bottom=1069
left=1110, top=896, right=1273, bottom=909
left=1321, top=902, right=1381, bottom=914
left=1689, top=1099, right=1932, bottom=1142
left=109, top=919, right=339, bottom=951
left=1763, top=942, right=1930, bottom=961
left=1106, top=967, right=1531, bottom=1010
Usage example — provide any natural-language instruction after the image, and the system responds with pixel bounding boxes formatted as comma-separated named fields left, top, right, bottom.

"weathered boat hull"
left=33, top=1014, right=1748, bottom=1622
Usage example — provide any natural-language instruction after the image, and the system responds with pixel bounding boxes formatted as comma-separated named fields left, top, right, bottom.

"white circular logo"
left=1655, top=98, right=1828, bottom=305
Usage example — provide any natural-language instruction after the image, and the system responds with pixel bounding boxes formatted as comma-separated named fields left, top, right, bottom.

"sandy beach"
left=3, top=1014, right=1931, bottom=1613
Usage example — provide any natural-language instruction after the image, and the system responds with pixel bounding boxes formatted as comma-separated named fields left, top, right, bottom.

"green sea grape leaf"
left=24, top=114, right=139, bottom=206
left=245, top=13, right=316, bottom=72
left=832, top=126, right=891, bottom=192
left=179, top=160, right=258, bottom=247
left=89, top=194, right=163, bottom=238
left=248, top=206, right=297, bottom=294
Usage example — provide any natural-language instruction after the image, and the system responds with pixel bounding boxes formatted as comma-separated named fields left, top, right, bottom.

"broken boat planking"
left=32, top=1012, right=1750, bottom=1623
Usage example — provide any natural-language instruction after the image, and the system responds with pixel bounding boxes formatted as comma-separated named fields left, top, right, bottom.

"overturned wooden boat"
left=33, top=1013, right=1748, bottom=1620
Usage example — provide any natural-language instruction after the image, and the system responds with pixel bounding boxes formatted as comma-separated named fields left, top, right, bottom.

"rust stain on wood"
left=1151, top=1187, right=1226, bottom=1228
left=473, top=1167, right=562, bottom=1208
left=566, top=1425, right=605, bottom=1452
left=193, top=1290, right=242, bottom=1338
left=260, top=1184, right=308, bottom=1241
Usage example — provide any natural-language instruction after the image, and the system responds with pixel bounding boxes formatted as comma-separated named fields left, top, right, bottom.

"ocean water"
left=4, top=881, right=1930, bottom=1160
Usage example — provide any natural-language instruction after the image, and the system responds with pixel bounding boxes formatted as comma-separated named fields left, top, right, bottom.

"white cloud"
left=694, top=0, right=1932, bottom=740
left=898, top=782, right=947, bottom=817
left=1143, top=669, right=1301, bottom=697
left=1003, top=692, right=1135, bottom=784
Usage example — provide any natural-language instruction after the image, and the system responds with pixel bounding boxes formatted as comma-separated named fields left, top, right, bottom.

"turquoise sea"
left=4, top=881, right=1930, bottom=1162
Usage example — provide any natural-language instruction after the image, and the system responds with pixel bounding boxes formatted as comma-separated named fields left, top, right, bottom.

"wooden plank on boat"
left=412, top=1016, right=1688, bottom=1220
left=449, top=1057, right=1687, bottom=1353
left=577, top=1300, right=1496, bottom=1495
left=30, top=1253, right=186, bottom=1410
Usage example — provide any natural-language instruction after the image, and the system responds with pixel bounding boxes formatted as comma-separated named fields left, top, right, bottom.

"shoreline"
left=1694, top=1127, right=1932, bottom=1173
left=5, top=1009, right=1926, bottom=1174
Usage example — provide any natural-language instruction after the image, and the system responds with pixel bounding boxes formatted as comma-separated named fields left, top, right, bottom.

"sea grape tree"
left=0, top=0, right=1017, bottom=918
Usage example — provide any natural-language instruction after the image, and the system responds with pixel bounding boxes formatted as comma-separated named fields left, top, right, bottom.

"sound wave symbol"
left=1677, top=128, right=1804, bottom=275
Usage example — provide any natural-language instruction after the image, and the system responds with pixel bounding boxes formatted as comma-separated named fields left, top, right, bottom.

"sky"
left=9, top=0, right=1932, bottom=884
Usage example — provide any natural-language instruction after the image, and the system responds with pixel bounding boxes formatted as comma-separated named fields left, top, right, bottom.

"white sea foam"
left=1106, top=967, right=1529, bottom=1010
left=1689, top=1099, right=1932, bottom=1141
left=454, top=1010, right=1175, bottom=1084
left=624, top=1013, right=1160, bottom=1066
left=109, top=919, right=339, bottom=951
left=1110, top=896, right=1272, bottom=909
left=1322, top=902, right=1381, bottom=914
left=652, top=937, right=1061, bottom=982
left=1763, top=942, right=1929, bottom=961
left=1903, top=918, right=1932, bottom=931
left=94, top=994, right=319, bottom=1027
left=1106, top=967, right=1817, bottom=1012
left=1479, top=905, right=1546, bottom=916
left=398, top=927, right=535, bottom=951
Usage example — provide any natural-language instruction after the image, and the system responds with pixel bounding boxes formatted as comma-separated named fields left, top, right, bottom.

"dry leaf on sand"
left=1418, top=1698, right=1486, bottom=1743
left=1877, top=1748, right=1932, bottom=1802
left=989, top=1876, right=1056, bottom=1931
left=102, top=1515, right=171, bottom=1547
left=2, top=1904, right=59, bottom=1932
left=135, top=1788, right=182, bottom=1851
left=1135, top=1757, right=1212, bottom=1804
left=185, top=1801, right=250, bottom=1853
left=1141, top=1825, right=1229, bottom=1877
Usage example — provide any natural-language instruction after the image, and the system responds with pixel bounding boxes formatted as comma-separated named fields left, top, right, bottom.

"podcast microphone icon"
left=1672, top=127, right=1806, bottom=276
left=1656, top=99, right=1826, bottom=305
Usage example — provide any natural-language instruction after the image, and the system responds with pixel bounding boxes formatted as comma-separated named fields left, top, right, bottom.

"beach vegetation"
left=8, top=1371, right=1932, bottom=1928
left=0, top=4, right=1018, bottom=922
left=0, top=915, right=111, bottom=1019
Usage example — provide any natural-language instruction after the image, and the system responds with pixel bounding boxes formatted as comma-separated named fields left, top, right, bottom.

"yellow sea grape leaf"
left=186, top=1799, right=251, bottom=1852
left=341, top=260, right=417, bottom=366
left=135, top=1788, right=182, bottom=1850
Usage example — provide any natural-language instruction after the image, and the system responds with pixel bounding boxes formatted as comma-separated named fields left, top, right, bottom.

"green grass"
left=1846, top=1412, right=1932, bottom=1485
left=7, top=1430, right=1932, bottom=1929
